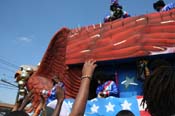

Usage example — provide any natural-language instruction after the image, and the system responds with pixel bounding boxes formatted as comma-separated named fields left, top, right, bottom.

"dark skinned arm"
left=69, top=59, right=97, bottom=116
left=52, top=86, right=64, bottom=116
left=18, top=90, right=33, bottom=111
left=12, top=98, right=24, bottom=111
left=32, top=95, right=45, bottom=116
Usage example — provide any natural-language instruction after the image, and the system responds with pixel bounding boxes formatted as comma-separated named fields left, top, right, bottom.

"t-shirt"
left=161, top=3, right=175, bottom=11
left=47, top=99, right=70, bottom=116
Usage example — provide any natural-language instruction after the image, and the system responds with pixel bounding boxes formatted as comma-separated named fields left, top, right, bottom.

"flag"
left=63, top=96, right=150, bottom=116
left=137, top=96, right=151, bottom=116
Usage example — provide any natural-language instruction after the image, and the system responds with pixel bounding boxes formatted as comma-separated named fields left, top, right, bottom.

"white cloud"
left=17, top=36, right=32, bottom=42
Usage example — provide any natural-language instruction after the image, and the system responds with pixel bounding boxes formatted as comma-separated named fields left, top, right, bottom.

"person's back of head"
left=142, top=65, right=175, bottom=116
left=5, top=111, right=29, bottom=116
left=153, top=0, right=166, bottom=11
left=116, top=110, right=135, bottom=116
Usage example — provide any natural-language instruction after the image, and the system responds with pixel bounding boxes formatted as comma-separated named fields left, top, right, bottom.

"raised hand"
left=82, top=59, right=97, bottom=79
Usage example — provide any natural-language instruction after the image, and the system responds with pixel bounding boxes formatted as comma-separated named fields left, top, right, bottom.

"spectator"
left=116, top=110, right=135, bottom=116
left=4, top=111, right=29, bottom=116
left=10, top=90, right=33, bottom=116
left=46, top=75, right=64, bottom=104
left=33, top=95, right=46, bottom=116
left=69, top=59, right=97, bottom=116
left=153, top=0, right=175, bottom=12
left=51, top=85, right=65, bottom=116
left=41, top=76, right=68, bottom=116
left=142, top=61, right=175, bottom=116
left=45, top=59, right=97, bottom=116
left=17, top=90, right=33, bottom=111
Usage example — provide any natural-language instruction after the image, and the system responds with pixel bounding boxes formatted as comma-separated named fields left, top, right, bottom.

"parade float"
left=14, top=9, right=175, bottom=116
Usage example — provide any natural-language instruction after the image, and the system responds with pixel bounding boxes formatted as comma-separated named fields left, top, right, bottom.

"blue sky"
left=0, top=0, right=174, bottom=104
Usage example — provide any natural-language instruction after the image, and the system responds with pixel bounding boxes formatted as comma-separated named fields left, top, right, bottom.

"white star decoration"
left=67, top=101, right=73, bottom=109
left=121, top=76, right=138, bottom=88
left=121, top=100, right=132, bottom=110
left=64, top=97, right=137, bottom=115
left=91, top=104, right=99, bottom=113
left=105, top=102, right=115, bottom=112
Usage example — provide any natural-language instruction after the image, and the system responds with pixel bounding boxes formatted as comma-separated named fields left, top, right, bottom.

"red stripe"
left=137, top=96, right=151, bottom=116
left=140, top=111, right=151, bottom=116
left=103, top=81, right=112, bottom=91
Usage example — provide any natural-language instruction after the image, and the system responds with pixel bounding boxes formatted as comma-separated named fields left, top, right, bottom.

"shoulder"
left=162, top=3, right=175, bottom=11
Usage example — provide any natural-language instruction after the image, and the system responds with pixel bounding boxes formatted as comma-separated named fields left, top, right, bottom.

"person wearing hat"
left=104, top=0, right=130, bottom=22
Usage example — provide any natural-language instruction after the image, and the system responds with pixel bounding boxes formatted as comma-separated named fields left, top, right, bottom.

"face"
left=155, top=6, right=163, bottom=12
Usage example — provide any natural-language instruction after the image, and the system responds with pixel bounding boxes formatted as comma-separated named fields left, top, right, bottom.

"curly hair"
left=142, top=65, right=175, bottom=116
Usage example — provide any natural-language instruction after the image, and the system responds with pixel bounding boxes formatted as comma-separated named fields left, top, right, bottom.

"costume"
left=161, top=3, right=175, bottom=11
left=45, top=82, right=64, bottom=104
left=46, top=85, right=57, bottom=104
left=96, top=80, right=118, bottom=97
left=104, top=0, right=130, bottom=22
left=44, top=83, right=68, bottom=116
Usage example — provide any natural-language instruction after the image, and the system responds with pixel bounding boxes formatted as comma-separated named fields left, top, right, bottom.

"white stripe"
left=160, top=20, right=175, bottom=24
left=90, top=34, right=101, bottom=38
left=136, top=18, right=146, bottom=22
left=80, top=49, right=91, bottom=53
left=113, top=40, right=126, bottom=46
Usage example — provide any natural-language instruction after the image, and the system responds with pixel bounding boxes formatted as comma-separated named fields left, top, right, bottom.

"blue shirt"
left=161, top=3, right=175, bottom=11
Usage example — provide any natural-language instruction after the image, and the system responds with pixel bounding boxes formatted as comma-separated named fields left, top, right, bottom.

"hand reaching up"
left=82, top=59, right=97, bottom=79
left=55, top=85, right=64, bottom=101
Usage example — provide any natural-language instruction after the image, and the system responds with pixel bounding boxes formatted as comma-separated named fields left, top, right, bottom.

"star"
left=105, top=102, right=115, bottom=112
left=90, top=104, right=99, bottom=113
left=121, top=100, right=132, bottom=110
left=67, top=101, right=73, bottom=109
left=121, top=76, right=138, bottom=88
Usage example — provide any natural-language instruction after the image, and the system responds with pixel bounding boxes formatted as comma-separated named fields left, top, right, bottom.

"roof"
left=66, top=9, right=175, bottom=64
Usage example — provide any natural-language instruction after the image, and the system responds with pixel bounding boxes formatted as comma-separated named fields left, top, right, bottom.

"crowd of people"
left=3, top=0, right=175, bottom=116
left=5, top=57, right=175, bottom=116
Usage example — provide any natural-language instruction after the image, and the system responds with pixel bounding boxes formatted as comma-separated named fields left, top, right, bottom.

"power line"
left=0, top=79, right=18, bottom=88
left=0, top=79, right=18, bottom=90
left=0, top=85, right=18, bottom=90
left=0, top=82, right=17, bottom=88
left=0, top=66, right=16, bottom=73
left=0, top=57, right=19, bottom=69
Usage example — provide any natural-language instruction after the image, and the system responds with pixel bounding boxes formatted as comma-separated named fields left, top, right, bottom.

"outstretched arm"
left=69, top=59, right=97, bottom=116
left=52, top=85, right=64, bottom=116
left=12, top=98, right=24, bottom=111
left=32, top=95, right=45, bottom=116
left=18, top=90, right=33, bottom=111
